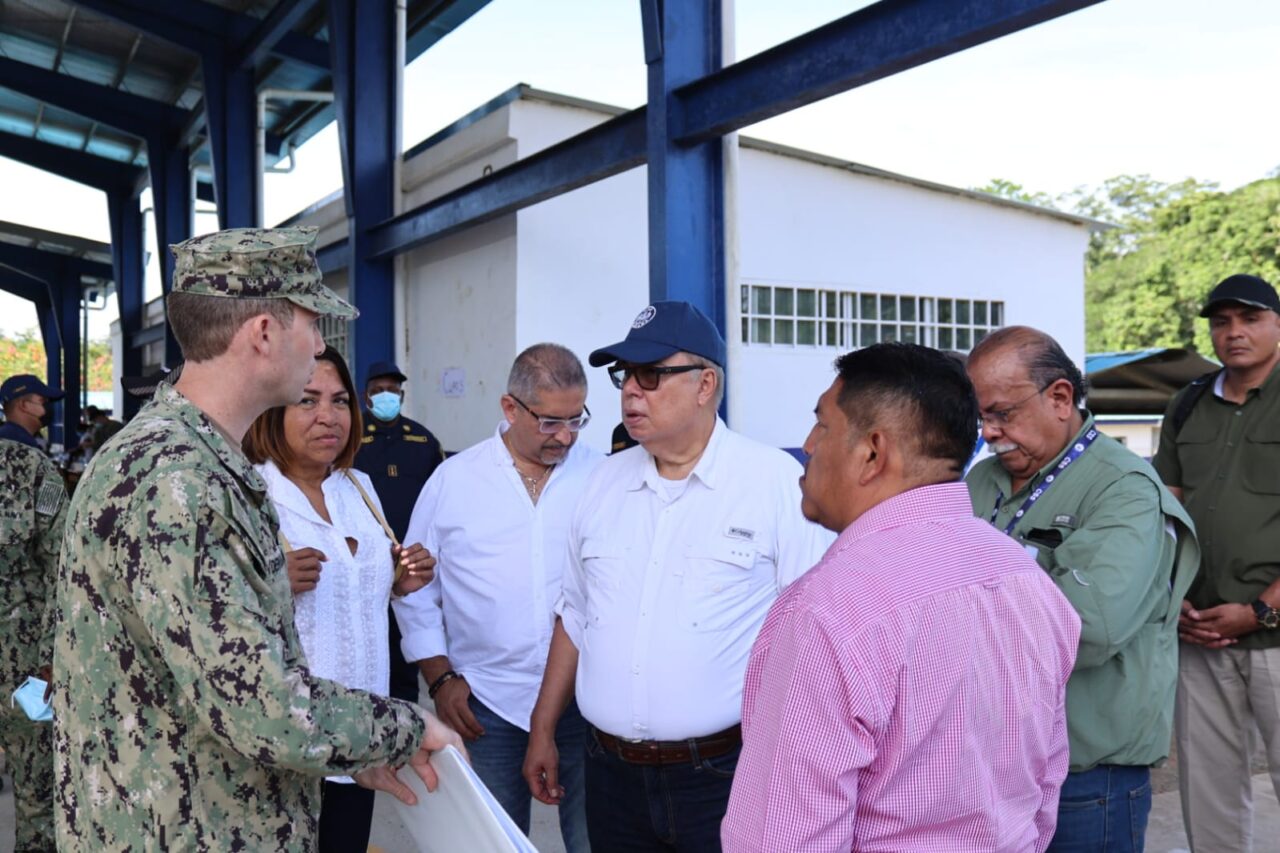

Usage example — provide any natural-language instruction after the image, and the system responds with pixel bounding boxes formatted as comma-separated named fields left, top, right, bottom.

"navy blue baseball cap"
left=1200, top=274, right=1280, bottom=317
left=589, top=301, right=726, bottom=368
left=0, top=374, right=64, bottom=406
left=365, top=361, right=408, bottom=384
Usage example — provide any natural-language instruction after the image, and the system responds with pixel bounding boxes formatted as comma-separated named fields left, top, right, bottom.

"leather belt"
left=591, top=724, right=742, bottom=766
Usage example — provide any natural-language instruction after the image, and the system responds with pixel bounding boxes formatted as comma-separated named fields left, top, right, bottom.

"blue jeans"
left=1047, top=764, right=1152, bottom=852
left=466, top=695, right=589, bottom=853
left=583, top=727, right=738, bottom=852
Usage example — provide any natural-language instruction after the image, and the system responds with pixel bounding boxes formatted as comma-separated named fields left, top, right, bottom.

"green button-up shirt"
left=967, top=415, right=1199, bottom=771
left=54, top=383, right=428, bottom=852
left=1153, top=363, right=1280, bottom=649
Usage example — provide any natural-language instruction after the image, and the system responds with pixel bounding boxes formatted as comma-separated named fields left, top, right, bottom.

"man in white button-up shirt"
left=394, top=343, right=602, bottom=853
left=523, top=302, right=831, bottom=852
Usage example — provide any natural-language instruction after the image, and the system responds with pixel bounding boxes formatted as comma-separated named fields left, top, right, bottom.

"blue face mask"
left=11, top=676, right=52, bottom=722
left=370, top=391, right=402, bottom=421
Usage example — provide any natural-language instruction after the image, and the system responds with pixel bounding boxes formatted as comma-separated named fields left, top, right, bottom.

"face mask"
left=370, top=391, right=402, bottom=421
left=11, top=676, right=52, bottom=722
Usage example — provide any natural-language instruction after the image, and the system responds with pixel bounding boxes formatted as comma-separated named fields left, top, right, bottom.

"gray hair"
left=685, top=354, right=725, bottom=409
left=507, top=343, right=587, bottom=402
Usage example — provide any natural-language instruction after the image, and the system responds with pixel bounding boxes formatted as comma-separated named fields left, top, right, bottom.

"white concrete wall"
left=731, top=145, right=1090, bottom=448
left=511, top=99, right=648, bottom=454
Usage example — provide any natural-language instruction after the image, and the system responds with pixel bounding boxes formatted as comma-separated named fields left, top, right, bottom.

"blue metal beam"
left=146, top=141, right=189, bottom=366
left=316, top=238, right=349, bottom=275
left=0, top=243, right=112, bottom=281
left=201, top=51, right=260, bottom=228
left=366, top=0, right=1103, bottom=266
left=107, top=192, right=146, bottom=416
left=671, top=0, right=1107, bottom=145
left=235, top=0, right=321, bottom=70
left=66, top=0, right=329, bottom=70
left=54, top=274, right=82, bottom=449
left=643, top=0, right=725, bottom=326
left=0, top=55, right=188, bottom=138
left=328, top=0, right=399, bottom=385
left=366, top=108, right=647, bottom=259
left=405, top=0, right=493, bottom=59
left=34, top=297, right=63, bottom=443
left=0, top=130, right=142, bottom=193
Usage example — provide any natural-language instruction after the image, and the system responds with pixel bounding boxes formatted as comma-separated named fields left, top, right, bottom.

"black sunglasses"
left=608, top=363, right=707, bottom=391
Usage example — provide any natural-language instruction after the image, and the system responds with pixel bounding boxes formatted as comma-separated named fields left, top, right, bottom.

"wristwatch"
left=1252, top=599, right=1280, bottom=629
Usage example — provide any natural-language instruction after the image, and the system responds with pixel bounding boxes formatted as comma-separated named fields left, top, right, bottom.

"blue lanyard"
left=990, top=427, right=1099, bottom=536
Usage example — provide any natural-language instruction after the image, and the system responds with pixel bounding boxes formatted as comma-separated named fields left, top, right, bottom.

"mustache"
left=989, top=441, right=1019, bottom=455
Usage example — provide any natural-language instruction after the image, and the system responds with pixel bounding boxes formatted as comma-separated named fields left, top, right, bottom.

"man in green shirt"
left=1153, top=273, right=1280, bottom=853
left=965, top=326, right=1198, bottom=852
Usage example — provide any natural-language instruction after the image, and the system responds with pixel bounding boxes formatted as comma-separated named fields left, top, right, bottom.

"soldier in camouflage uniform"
left=0, top=439, right=65, bottom=852
left=54, top=227, right=462, bottom=851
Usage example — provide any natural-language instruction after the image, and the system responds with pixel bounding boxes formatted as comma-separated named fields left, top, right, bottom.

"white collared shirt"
left=393, top=423, right=603, bottom=730
left=258, top=461, right=395, bottom=700
left=559, top=418, right=833, bottom=741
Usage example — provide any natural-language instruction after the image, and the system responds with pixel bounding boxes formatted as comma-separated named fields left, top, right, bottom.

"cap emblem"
left=632, top=305, right=657, bottom=329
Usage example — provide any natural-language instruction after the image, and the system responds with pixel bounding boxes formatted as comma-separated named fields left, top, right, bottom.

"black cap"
left=1200, top=274, right=1280, bottom=317
left=366, top=361, right=408, bottom=384
left=589, top=301, right=726, bottom=368
left=0, top=374, right=65, bottom=406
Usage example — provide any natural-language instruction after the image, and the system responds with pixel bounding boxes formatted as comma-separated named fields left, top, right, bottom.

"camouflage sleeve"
left=127, top=474, right=427, bottom=775
left=32, top=457, right=67, bottom=656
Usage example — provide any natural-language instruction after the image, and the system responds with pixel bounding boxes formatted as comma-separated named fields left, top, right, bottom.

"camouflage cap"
left=170, top=226, right=357, bottom=320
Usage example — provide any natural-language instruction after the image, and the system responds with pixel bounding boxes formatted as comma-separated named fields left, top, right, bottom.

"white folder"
left=391, top=745, right=538, bottom=853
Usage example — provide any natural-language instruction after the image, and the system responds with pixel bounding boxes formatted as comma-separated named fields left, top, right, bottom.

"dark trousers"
left=388, top=605, right=418, bottom=702
left=584, top=728, right=739, bottom=853
left=1047, top=764, right=1152, bottom=852
left=318, top=780, right=376, bottom=853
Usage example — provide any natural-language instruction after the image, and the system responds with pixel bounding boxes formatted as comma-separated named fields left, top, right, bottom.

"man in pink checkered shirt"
left=722, top=343, right=1081, bottom=852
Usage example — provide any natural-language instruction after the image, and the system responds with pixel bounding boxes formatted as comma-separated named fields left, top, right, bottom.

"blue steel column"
left=202, top=51, right=261, bottom=228
left=55, top=272, right=82, bottom=450
left=108, top=192, right=147, bottom=417
left=147, top=139, right=191, bottom=366
left=35, top=297, right=61, bottom=441
left=327, top=0, right=399, bottom=385
left=641, top=0, right=726, bottom=329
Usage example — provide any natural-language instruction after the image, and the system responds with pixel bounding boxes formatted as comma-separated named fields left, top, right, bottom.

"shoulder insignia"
left=403, top=435, right=431, bottom=443
left=367, top=424, right=375, bottom=432
left=35, top=477, right=64, bottom=517
left=361, top=436, right=374, bottom=444
left=402, top=424, right=411, bottom=432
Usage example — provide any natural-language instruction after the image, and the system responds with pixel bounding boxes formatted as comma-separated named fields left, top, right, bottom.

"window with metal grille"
left=740, top=284, right=1003, bottom=352
left=319, top=315, right=351, bottom=364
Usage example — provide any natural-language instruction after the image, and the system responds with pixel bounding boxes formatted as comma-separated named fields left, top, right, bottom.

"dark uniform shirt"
left=1154, top=363, right=1280, bottom=649
left=0, top=421, right=39, bottom=449
left=353, top=413, right=445, bottom=542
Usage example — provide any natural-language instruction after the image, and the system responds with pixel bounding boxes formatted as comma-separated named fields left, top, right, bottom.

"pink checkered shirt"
left=722, top=483, right=1080, bottom=853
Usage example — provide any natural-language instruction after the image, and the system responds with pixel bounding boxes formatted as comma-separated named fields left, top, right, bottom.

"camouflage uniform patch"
left=0, top=438, right=66, bottom=852
left=54, top=384, right=427, bottom=851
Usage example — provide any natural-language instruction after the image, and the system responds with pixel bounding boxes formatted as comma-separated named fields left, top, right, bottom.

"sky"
left=1, top=0, right=1278, bottom=339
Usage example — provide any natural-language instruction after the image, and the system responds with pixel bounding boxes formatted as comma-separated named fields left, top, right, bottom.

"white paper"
left=391, top=745, right=537, bottom=853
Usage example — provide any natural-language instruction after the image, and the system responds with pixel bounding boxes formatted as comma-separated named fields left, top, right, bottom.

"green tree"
left=0, top=329, right=114, bottom=391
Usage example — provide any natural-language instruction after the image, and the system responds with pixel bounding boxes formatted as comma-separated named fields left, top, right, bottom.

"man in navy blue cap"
left=0, top=374, right=64, bottom=450
left=523, top=301, right=830, bottom=852
left=354, top=359, right=445, bottom=704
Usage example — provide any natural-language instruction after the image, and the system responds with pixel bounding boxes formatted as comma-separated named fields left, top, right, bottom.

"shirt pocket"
left=1241, top=421, right=1280, bottom=495
left=678, top=540, right=762, bottom=632
left=580, top=536, right=626, bottom=627
left=1173, top=417, right=1225, bottom=492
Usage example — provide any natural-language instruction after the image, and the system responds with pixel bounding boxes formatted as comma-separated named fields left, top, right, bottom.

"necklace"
left=504, top=432, right=553, bottom=501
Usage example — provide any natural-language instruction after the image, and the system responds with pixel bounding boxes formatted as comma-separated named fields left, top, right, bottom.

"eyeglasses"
left=608, top=363, right=707, bottom=391
left=509, top=394, right=591, bottom=434
left=978, top=381, right=1054, bottom=428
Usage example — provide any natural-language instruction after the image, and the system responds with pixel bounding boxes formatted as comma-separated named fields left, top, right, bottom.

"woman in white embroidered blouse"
left=243, top=346, right=435, bottom=853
